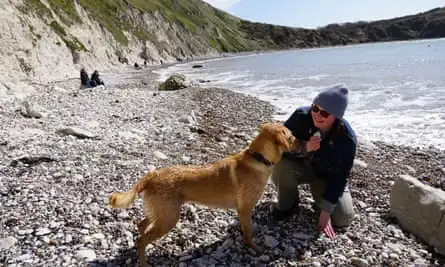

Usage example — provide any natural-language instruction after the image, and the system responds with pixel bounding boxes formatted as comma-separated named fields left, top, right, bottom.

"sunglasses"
left=311, top=104, right=331, bottom=118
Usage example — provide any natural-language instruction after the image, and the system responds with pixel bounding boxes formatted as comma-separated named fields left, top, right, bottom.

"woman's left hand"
left=318, top=210, right=336, bottom=238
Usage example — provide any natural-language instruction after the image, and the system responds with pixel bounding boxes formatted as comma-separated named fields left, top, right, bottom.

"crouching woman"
left=271, top=84, right=357, bottom=238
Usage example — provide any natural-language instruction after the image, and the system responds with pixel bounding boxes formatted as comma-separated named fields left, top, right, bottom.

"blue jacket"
left=283, top=106, right=357, bottom=214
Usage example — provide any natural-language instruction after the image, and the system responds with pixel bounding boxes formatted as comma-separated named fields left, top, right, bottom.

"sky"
left=203, top=0, right=445, bottom=29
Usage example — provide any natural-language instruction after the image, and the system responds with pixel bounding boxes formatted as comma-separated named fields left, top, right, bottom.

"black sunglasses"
left=311, top=104, right=330, bottom=118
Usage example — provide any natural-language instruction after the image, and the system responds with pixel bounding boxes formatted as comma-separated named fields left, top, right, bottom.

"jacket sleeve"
left=284, top=108, right=309, bottom=141
left=319, top=138, right=357, bottom=214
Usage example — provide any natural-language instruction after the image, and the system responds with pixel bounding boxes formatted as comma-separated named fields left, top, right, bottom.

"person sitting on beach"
left=91, top=70, right=105, bottom=86
left=270, top=84, right=357, bottom=239
left=80, top=68, right=97, bottom=89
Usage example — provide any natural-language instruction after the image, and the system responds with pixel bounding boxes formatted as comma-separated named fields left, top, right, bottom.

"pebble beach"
left=0, top=68, right=444, bottom=267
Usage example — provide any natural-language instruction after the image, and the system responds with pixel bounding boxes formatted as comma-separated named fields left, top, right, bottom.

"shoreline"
left=151, top=59, right=445, bottom=153
left=0, top=68, right=444, bottom=266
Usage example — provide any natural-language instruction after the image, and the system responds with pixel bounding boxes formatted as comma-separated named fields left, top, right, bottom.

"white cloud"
left=202, top=0, right=241, bottom=10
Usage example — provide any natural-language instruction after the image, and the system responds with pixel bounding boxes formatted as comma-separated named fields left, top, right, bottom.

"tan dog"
left=108, top=122, right=299, bottom=266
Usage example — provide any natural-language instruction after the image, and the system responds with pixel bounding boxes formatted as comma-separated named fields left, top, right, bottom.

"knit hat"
left=312, top=84, right=349, bottom=118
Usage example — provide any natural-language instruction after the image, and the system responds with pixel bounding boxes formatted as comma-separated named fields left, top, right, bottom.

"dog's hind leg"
left=136, top=218, right=150, bottom=235
left=136, top=201, right=180, bottom=267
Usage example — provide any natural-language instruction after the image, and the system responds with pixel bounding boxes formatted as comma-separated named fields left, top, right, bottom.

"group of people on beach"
left=79, top=60, right=148, bottom=88
left=79, top=68, right=105, bottom=89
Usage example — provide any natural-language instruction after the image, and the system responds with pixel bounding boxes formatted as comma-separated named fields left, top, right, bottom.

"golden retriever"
left=108, top=122, right=299, bottom=266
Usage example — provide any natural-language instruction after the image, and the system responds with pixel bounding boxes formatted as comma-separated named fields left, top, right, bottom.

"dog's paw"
left=247, top=242, right=265, bottom=255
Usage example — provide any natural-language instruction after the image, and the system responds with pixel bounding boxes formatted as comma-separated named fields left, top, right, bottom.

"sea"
left=154, top=38, right=445, bottom=151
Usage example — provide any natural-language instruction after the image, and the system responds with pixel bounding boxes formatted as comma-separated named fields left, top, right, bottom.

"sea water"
left=155, top=38, right=445, bottom=150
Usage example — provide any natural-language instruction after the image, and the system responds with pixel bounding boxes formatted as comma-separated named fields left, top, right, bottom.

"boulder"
left=159, top=74, right=187, bottom=91
left=390, top=174, right=445, bottom=256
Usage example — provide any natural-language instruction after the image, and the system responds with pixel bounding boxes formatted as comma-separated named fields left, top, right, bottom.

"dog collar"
left=248, top=150, right=274, bottom=166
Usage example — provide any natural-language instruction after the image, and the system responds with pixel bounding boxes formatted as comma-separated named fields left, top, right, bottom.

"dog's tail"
left=108, top=177, right=149, bottom=209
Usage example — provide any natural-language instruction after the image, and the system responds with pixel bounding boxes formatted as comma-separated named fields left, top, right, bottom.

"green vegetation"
left=63, top=37, right=88, bottom=52
left=46, top=0, right=80, bottom=25
left=48, top=20, right=87, bottom=52
left=19, top=0, right=52, bottom=18
left=49, top=20, right=66, bottom=36
left=78, top=0, right=131, bottom=45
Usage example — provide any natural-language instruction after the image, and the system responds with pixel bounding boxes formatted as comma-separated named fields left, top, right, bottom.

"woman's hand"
left=306, top=135, right=321, bottom=152
left=318, top=210, right=336, bottom=238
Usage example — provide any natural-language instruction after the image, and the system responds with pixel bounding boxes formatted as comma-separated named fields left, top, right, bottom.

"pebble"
left=154, top=150, right=168, bottom=160
left=0, top=236, right=17, bottom=250
left=179, top=255, right=193, bottom=262
left=91, top=233, right=105, bottom=239
left=260, top=255, right=271, bottom=262
left=351, top=257, right=369, bottom=267
left=264, top=235, right=279, bottom=248
left=17, top=229, right=34, bottom=235
left=76, top=249, right=96, bottom=261
left=35, top=228, right=51, bottom=236
left=117, top=211, right=130, bottom=219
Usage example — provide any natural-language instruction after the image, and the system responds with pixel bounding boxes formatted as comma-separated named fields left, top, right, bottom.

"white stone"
left=154, top=150, right=168, bottom=160
left=76, top=249, right=96, bottom=261
left=353, top=158, right=368, bottom=168
left=0, top=236, right=17, bottom=250
left=35, top=228, right=51, bottom=236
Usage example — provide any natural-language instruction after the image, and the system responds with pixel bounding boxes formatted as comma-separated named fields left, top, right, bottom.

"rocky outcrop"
left=390, top=174, right=445, bottom=256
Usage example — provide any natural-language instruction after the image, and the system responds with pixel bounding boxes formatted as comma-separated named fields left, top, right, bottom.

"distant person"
left=80, top=68, right=96, bottom=89
left=270, top=84, right=357, bottom=239
left=91, top=70, right=104, bottom=86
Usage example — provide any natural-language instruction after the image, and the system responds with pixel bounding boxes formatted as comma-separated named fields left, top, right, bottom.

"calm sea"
left=155, top=38, right=445, bottom=150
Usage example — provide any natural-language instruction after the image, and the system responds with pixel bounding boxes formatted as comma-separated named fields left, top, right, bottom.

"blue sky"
left=203, top=0, right=444, bottom=28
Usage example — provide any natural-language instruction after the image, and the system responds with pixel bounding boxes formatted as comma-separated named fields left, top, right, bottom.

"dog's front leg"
left=237, top=207, right=263, bottom=253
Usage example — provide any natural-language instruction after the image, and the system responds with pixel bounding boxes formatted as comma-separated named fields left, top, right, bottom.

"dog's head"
left=248, top=122, right=300, bottom=164
left=259, top=122, right=297, bottom=151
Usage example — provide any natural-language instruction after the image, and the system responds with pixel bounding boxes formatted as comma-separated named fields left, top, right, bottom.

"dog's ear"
left=259, top=122, right=270, bottom=132
left=275, top=129, right=291, bottom=150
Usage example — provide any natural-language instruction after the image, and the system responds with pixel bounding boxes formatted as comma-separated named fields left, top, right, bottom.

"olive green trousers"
left=271, top=157, right=355, bottom=227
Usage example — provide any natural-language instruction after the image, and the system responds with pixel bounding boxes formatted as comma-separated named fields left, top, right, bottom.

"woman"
left=271, top=84, right=357, bottom=238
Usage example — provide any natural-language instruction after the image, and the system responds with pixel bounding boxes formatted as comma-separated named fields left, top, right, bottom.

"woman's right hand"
left=306, top=135, right=321, bottom=152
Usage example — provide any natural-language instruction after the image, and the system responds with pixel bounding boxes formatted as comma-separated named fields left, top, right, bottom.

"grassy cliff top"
left=20, top=1, right=445, bottom=53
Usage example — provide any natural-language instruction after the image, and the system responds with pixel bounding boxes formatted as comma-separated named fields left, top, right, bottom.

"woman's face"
left=311, top=104, right=336, bottom=130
